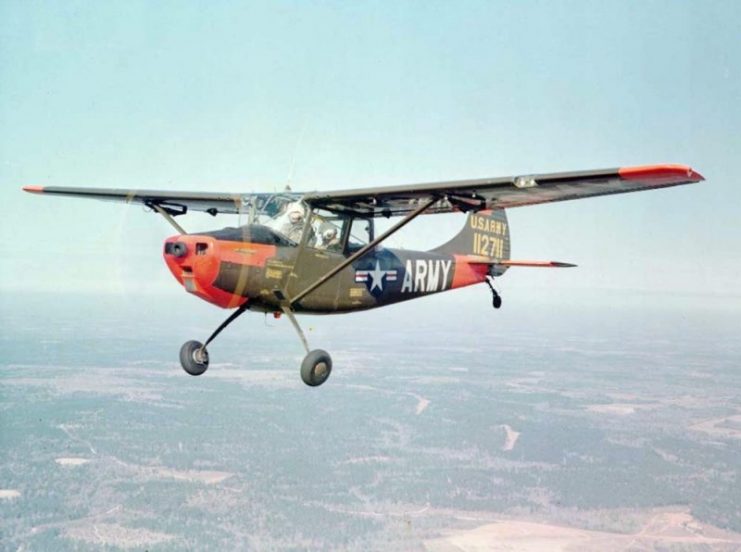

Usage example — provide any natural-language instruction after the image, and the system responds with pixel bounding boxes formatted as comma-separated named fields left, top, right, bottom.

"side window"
left=308, top=210, right=345, bottom=252
left=347, top=218, right=373, bottom=253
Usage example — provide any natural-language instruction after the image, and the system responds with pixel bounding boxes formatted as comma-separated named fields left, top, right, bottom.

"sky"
left=1, top=0, right=739, bottom=307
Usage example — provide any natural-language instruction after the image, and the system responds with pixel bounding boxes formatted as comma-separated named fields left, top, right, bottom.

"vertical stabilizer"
left=432, top=209, right=511, bottom=275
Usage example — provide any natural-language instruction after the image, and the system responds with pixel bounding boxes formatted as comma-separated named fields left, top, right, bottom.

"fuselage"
left=163, top=225, right=491, bottom=314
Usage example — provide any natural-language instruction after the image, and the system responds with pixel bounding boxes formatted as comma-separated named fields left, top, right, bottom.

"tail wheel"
left=300, top=349, right=332, bottom=387
left=180, top=340, right=209, bottom=376
left=485, top=277, right=502, bottom=309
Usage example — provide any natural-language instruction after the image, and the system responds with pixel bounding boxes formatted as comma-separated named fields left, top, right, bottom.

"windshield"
left=261, top=198, right=309, bottom=244
left=229, top=194, right=373, bottom=251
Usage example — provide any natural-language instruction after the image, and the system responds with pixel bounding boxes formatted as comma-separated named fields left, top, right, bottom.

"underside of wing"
left=21, top=185, right=300, bottom=216
left=304, top=164, right=704, bottom=217
left=22, top=164, right=703, bottom=219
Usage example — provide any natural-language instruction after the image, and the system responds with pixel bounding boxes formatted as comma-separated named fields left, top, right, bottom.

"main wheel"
left=180, top=340, right=209, bottom=376
left=493, top=295, right=502, bottom=309
left=300, top=349, right=332, bottom=387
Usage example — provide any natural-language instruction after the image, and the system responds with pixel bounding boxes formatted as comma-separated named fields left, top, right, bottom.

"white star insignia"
left=368, top=261, right=386, bottom=291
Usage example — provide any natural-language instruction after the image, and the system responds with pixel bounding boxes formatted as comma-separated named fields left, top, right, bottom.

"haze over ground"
left=2, top=293, right=740, bottom=549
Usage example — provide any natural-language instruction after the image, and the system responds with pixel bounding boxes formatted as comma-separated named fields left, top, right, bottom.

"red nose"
left=163, top=235, right=247, bottom=309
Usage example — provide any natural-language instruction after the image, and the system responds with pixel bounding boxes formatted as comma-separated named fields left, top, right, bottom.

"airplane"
left=23, top=164, right=703, bottom=387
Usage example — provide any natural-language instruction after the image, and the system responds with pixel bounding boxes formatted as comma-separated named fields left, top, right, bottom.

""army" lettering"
left=401, top=259, right=452, bottom=293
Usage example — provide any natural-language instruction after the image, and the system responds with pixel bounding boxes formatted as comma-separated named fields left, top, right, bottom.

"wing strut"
left=150, top=203, right=188, bottom=235
left=289, top=196, right=440, bottom=306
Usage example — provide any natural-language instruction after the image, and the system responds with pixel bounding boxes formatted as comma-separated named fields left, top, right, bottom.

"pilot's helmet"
left=320, top=224, right=338, bottom=242
left=286, top=202, right=305, bottom=224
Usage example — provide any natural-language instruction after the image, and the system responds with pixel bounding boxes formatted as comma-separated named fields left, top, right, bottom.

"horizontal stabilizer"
left=464, top=256, right=576, bottom=268
left=498, top=260, right=576, bottom=268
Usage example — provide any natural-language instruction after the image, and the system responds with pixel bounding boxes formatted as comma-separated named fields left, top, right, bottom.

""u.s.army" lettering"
left=469, top=215, right=507, bottom=235
left=401, top=259, right=452, bottom=293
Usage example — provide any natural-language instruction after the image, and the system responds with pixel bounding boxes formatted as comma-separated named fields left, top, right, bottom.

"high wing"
left=23, top=164, right=703, bottom=218
left=304, top=164, right=704, bottom=217
left=21, top=185, right=300, bottom=216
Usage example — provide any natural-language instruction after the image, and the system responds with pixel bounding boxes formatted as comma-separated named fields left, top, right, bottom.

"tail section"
left=432, top=209, right=511, bottom=276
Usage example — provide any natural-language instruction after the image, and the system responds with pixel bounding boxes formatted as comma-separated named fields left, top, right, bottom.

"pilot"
left=269, top=201, right=307, bottom=243
left=317, top=222, right=341, bottom=251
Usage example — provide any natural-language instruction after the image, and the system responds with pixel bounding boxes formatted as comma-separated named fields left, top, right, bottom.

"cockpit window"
left=204, top=194, right=374, bottom=251
left=308, top=209, right=345, bottom=252
left=262, top=200, right=308, bottom=245
left=347, top=218, right=372, bottom=252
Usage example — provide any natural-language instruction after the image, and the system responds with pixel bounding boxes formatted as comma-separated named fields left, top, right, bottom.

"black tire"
left=493, top=295, right=502, bottom=309
left=300, top=349, right=332, bottom=387
left=180, top=340, right=209, bottom=376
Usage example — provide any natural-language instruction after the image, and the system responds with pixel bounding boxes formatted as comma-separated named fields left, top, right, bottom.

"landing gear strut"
left=282, top=307, right=332, bottom=387
left=178, top=301, right=333, bottom=387
left=179, top=302, right=250, bottom=376
left=486, top=277, right=502, bottom=309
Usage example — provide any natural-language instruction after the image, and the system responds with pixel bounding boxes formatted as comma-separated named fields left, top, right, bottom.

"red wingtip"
left=618, top=164, right=704, bottom=183
left=22, top=185, right=45, bottom=194
left=689, top=168, right=705, bottom=181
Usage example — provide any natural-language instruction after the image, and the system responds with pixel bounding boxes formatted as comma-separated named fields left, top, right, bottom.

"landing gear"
left=177, top=300, right=333, bottom=386
left=300, top=349, right=332, bottom=387
left=180, top=340, right=209, bottom=376
left=179, top=302, right=250, bottom=376
left=283, top=307, right=333, bottom=387
left=486, top=277, right=502, bottom=309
